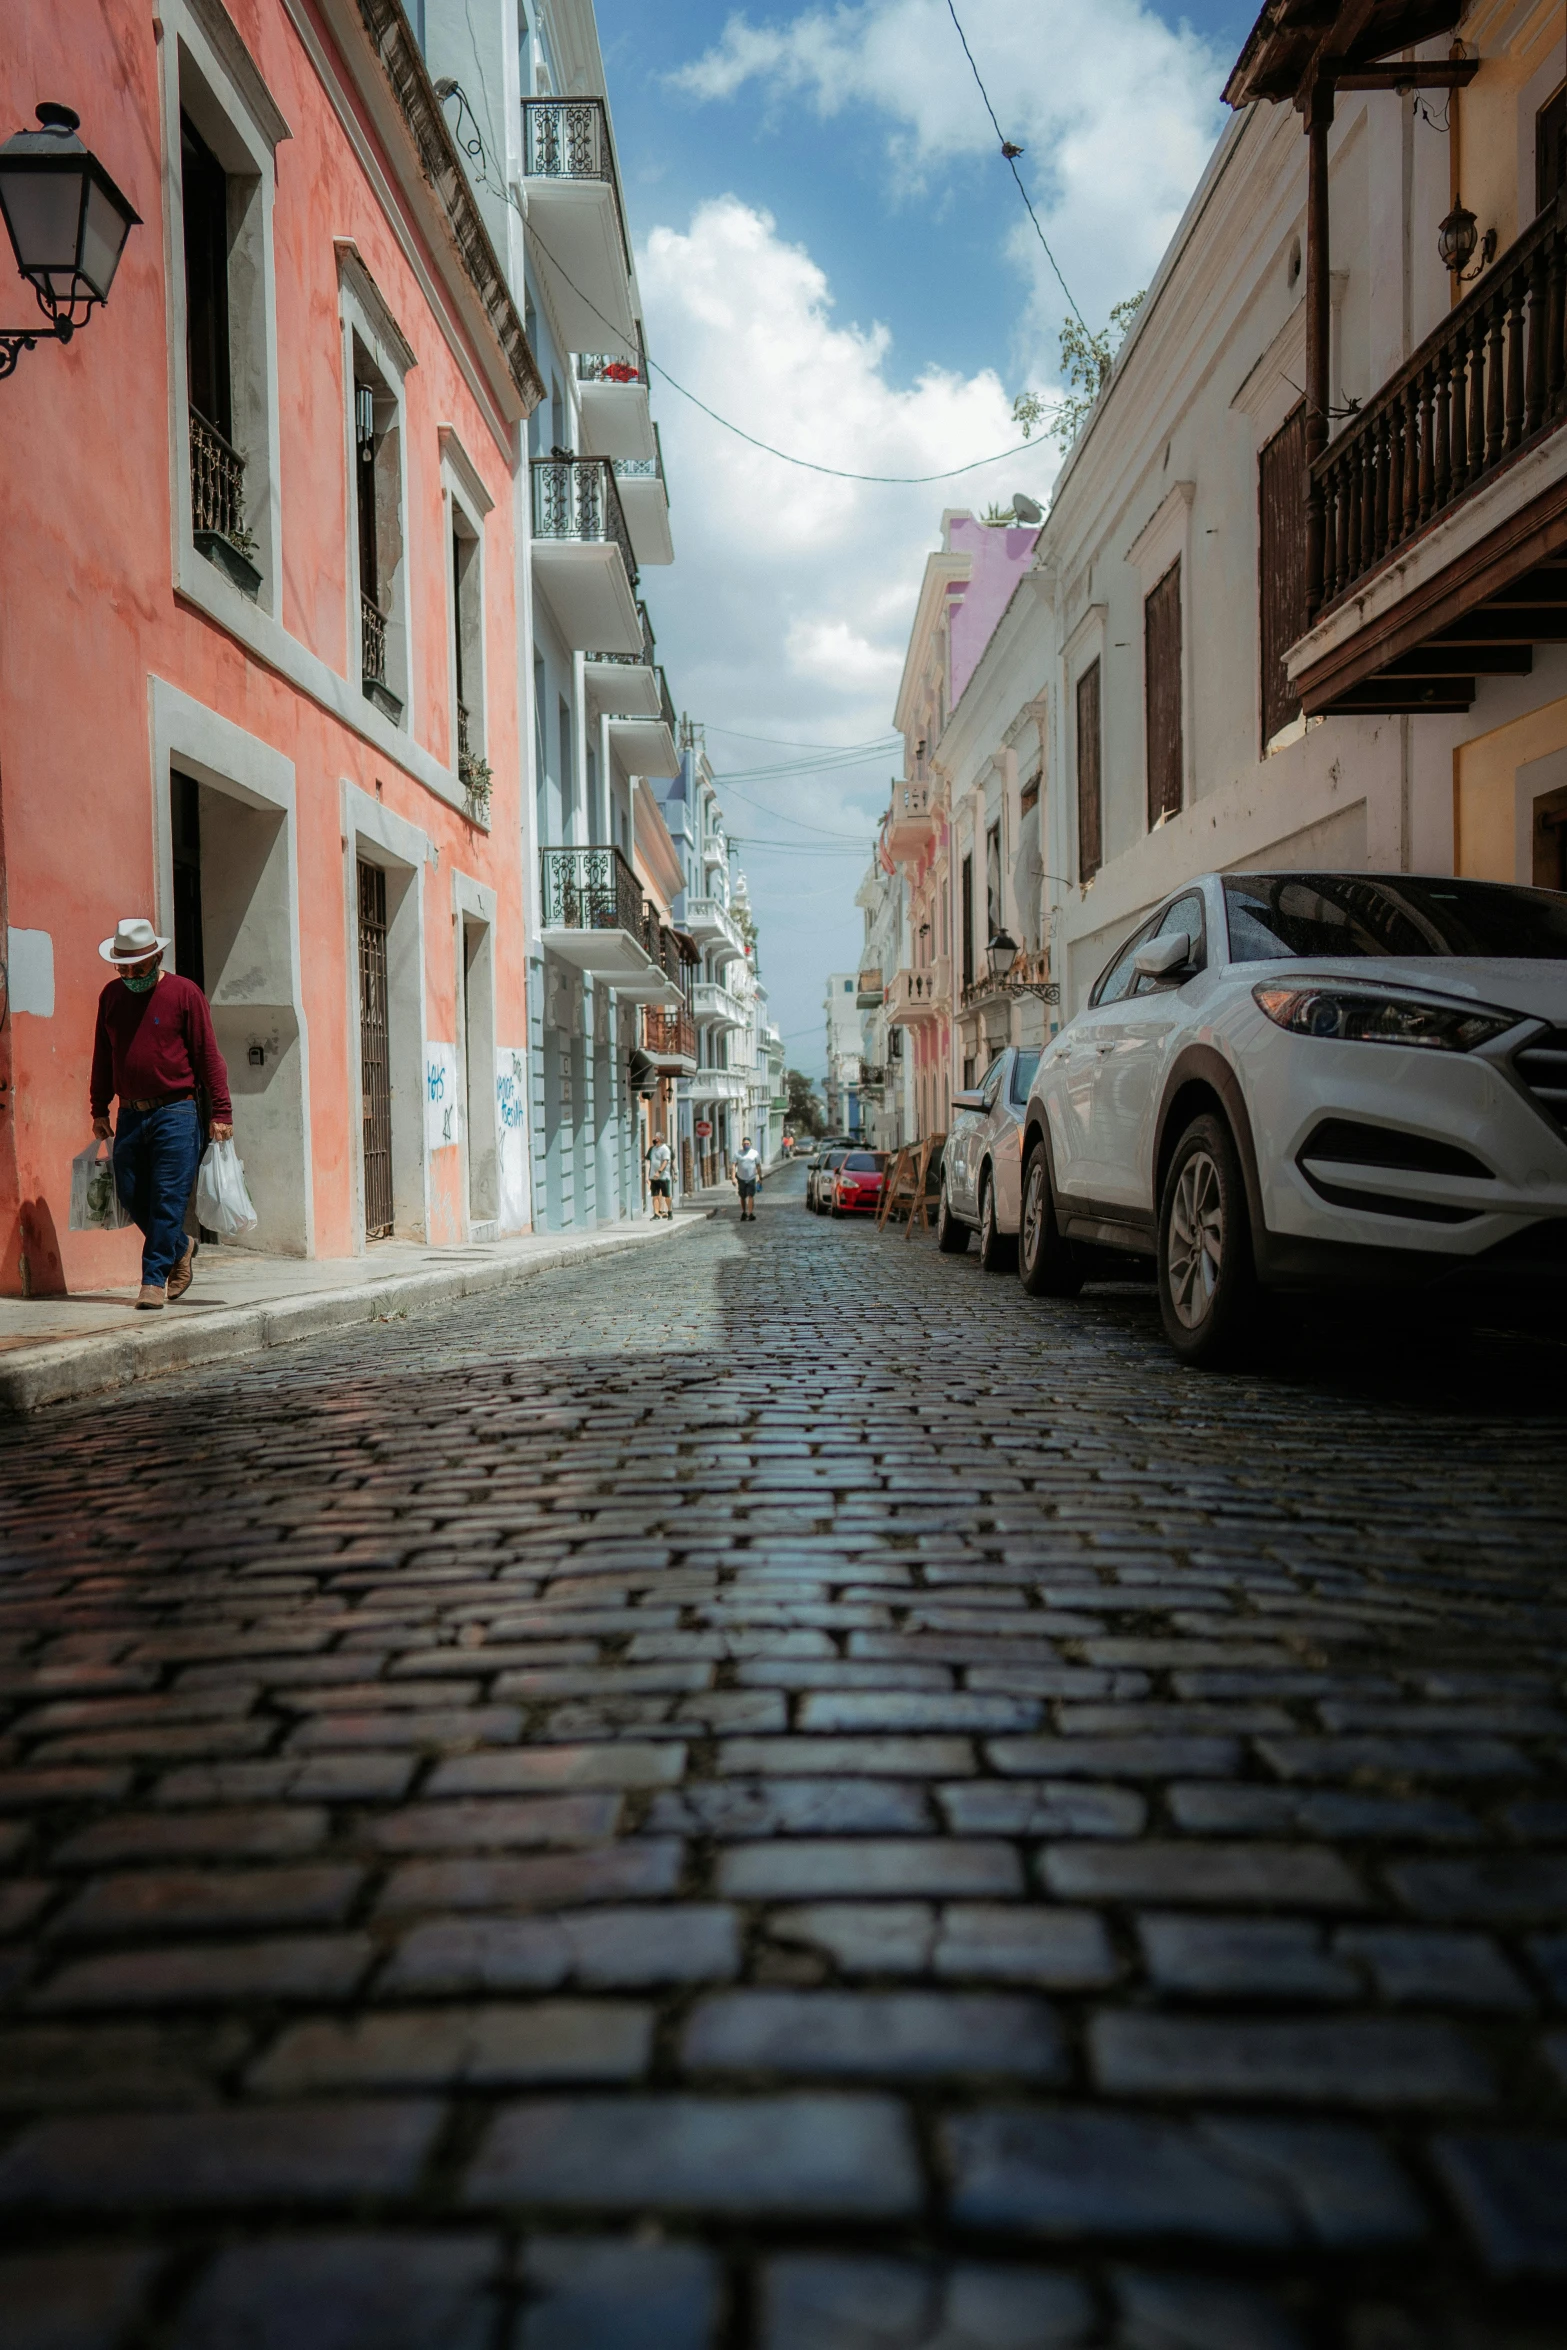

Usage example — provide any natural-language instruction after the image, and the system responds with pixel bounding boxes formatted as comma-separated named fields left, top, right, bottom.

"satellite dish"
left=1012, top=492, right=1044, bottom=524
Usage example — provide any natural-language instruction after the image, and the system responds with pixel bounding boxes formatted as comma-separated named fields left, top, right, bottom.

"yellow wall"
left=1454, top=693, right=1567, bottom=879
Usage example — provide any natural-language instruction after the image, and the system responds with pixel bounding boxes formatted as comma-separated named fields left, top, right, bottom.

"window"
left=533, top=653, right=548, bottom=835
left=1258, top=404, right=1307, bottom=749
left=961, top=853, right=974, bottom=987
left=1076, top=660, right=1102, bottom=883
left=176, top=57, right=274, bottom=607
left=985, top=821, right=1002, bottom=941
left=1144, top=559, right=1183, bottom=829
left=353, top=355, right=405, bottom=722
left=451, top=510, right=483, bottom=778
left=1091, top=914, right=1160, bottom=1008
left=1539, top=81, right=1566, bottom=213
left=1133, top=892, right=1206, bottom=993
left=558, top=699, right=573, bottom=839
left=1008, top=1049, right=1040, bottom=1106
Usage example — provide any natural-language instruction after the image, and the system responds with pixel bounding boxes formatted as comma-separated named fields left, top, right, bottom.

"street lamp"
left=0, top=104, right=140, bottom=382
left=985, top=928, right=1018, bottom=987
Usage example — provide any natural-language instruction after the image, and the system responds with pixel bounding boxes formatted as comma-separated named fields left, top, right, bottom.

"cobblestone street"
left=2, top=1162, right=1566, bottom=2348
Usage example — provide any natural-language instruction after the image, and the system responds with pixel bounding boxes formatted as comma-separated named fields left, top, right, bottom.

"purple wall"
left=946, top=514, right=1041, bottom=710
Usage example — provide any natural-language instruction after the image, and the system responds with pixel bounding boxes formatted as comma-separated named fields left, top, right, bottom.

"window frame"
left=338, top=249, right=418, bottom=732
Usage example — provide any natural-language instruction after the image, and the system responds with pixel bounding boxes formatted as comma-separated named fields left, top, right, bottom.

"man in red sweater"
left=90, top=917, right=234, bottom=1310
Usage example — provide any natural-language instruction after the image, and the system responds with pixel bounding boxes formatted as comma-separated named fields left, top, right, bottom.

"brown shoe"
left=167, top=1240, right=197, bottom=1300
left=136, top=1285, right=167, bottom=1311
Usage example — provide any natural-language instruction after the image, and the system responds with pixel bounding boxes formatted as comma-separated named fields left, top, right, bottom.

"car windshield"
left=842, top=1152, right=882, bottom=1171
left=1224, top=874, right=1567, bottom=962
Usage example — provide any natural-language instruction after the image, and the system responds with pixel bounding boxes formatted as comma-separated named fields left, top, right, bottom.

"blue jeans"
left=113, top=1100, right=203, bottom=1288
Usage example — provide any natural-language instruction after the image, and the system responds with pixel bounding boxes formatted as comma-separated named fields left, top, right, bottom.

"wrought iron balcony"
left=655, top=663, right=678, bottom=737
left=576, top=346, right=643, bottom=387
left=360, top=594, right=387, bottom=689
left=614, top=425, right=673, bottom=567
left=541, top=843, right=643, bottom=939
left=1315, top=190, right=1566, bottom=615
left=595, top=599, right=656, bottom=669
left=189, top=406, right=260, bottom=596
left=523, top=96, right=619, bottom=201
left=532, top=456, right=637, bottom=582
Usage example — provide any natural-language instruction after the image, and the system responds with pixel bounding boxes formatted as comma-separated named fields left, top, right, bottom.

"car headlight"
left=1252, top=984, right=1517, bottom=1053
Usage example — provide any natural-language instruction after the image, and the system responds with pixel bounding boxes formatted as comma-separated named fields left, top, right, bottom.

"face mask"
left=122, top=970, right=159, bottom=993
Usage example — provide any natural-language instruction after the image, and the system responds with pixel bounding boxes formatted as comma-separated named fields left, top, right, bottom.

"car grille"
left=1512, top=1028, right=1567, bottom=1135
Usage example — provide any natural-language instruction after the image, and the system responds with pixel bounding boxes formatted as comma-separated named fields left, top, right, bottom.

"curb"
left=0, top=1211, right=715, bottom=1418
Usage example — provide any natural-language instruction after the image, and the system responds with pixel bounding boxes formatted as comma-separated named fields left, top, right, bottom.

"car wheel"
left=936, top=1181, right=969, bottom=1254
left=1019, top=1138, right=1083, bottom=1297
left=1157, top=1111, right=1257, bottom=1368
left=977, top=1172, right=1014, bottom=1272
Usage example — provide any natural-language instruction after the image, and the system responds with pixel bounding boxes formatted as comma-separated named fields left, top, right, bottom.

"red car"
left=831, top=1149, right=889, bottom=1216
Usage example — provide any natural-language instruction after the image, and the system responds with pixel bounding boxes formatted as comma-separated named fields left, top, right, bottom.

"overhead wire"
left=438, top=82, right=1066, bottom=483
left=943, top=0, right=1090, bottom=335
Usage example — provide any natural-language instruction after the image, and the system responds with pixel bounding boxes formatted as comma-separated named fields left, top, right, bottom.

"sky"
left=595, top=0, right=1255, bottom=1075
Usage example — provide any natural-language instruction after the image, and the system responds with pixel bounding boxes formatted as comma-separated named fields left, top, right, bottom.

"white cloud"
left=636, top=194, right=1051, bottom=1061
left=670, top=0, right=1224, bottom=361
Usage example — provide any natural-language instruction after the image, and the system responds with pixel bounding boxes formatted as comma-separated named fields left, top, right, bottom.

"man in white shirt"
left=646, top=1133, right=674, bottom=1219
left=733, top=1137, right=762, bottom=1222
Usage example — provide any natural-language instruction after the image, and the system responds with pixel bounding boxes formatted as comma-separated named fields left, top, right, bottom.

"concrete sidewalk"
left=0, top=1212, right=711, bottom=1416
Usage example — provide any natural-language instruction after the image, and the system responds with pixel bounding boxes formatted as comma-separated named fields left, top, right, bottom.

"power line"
left=705, top=724, right=899, bottom=751
left=439, top=83, right=1066, bottom=485
left=943, top=0, right=1090, bottom=335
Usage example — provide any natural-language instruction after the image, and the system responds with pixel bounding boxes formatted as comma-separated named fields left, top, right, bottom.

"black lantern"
left=985, top=928, right=1018, bottom=986
left=0, top=104, right=140, bottom=381
left=1437, top=194, right=1495, bottom=283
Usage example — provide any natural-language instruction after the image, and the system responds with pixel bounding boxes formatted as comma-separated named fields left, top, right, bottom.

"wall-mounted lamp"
left=0, top=104, right=140, bottom=383
left=1437, top=195, right=1496, bottom=282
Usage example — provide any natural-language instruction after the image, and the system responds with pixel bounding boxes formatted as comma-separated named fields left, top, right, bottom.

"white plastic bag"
left=196, top=1138, right=258, bottom=1236
left=69, top=1141, right=132, bottom=1232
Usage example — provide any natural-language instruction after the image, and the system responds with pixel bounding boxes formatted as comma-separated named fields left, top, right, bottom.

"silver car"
left=937, top=1045, right=1040, bottom=1267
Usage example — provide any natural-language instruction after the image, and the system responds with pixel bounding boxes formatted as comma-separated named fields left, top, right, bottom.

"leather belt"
left=126, top=1093, right=196, bottom=1112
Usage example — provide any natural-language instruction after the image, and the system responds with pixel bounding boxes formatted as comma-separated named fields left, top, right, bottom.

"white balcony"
left=615, top=429, right=673, bottom=567
left=687, top=1067, right=749, bottom=1104
left=693, top=979, right=745, bottom=1030
left=531, top=459, right=641, bottom=656
left=684, top=893, right=745, bottom=966
left=576, top=352, right=655, bottom=461
left=886, top=961, right=950, bottom=1025
left=522, top=100, right=636, bottom=355
left=886, top=780, right=937, bottom=863
left=585, top=600, right=660, bottom=719
left=605, top=663, right=679, bottom=780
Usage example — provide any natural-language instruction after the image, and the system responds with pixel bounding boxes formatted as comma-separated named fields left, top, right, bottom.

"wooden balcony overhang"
left=1288, top=186, right=1567, bottom=717
left=1224, top=1, right=1474, bottom=112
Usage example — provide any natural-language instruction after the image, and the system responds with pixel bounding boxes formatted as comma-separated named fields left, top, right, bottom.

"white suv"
left=1017, top=872, right=1567, bottom=1367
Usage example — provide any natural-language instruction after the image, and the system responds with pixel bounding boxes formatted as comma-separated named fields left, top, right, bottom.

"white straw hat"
left=99, top=916, right=171, bottom=965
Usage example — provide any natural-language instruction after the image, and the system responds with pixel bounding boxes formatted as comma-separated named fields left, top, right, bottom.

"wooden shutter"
left=1258, top=403, right=1307, bottom=750
left=1076, top=660, right=1102, bottom=882
left=1144, top=561, right=1183, bottom=830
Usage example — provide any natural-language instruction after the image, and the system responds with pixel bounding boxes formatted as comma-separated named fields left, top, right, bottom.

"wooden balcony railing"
left=643, top=1004, right=696, bottom=1062
left=1315, top=188, right=1567, bottom=613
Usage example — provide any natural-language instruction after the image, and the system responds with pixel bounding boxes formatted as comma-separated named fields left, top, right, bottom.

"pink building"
left=886, top=509, right=1040, bottom=1140
left=0, top=0, right=541, bottom=1298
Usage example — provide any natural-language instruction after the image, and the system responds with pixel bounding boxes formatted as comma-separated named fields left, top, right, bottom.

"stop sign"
left=694, top=1119, right=712, bottom=1138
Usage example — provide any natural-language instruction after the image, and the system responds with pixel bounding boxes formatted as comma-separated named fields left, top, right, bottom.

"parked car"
left=806, top=1147, right=852, bottom=1212
left=831, top=1149, right=889, bottom=1216
left=1016, top=871, right=1567, bottom=1367
left=937, top=1045, right=1041, bottom=1267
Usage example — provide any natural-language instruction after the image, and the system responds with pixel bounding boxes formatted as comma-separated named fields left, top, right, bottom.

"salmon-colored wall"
left=0, top=0, right=528, bottom=1294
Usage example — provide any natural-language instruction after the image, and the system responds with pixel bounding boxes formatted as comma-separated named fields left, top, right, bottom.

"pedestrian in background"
left=733, top=1135, right=762, bottom=1223
left=646, top=1131, right=674, bottom=1221
left=90, top=918, right=233, bottom=1310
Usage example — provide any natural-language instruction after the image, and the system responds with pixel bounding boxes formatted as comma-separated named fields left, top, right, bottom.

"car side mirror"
left=951, top=1091, right=986, bottom=1112
left=1132, top=931, right=1193, bottom=983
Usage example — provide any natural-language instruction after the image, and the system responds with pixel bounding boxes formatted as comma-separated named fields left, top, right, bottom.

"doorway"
left=462, top=915, right=498, bottom=1224
left=358, top=860, right=394, bottom=1238
left=1533, top=781, right=1567, bottom=890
